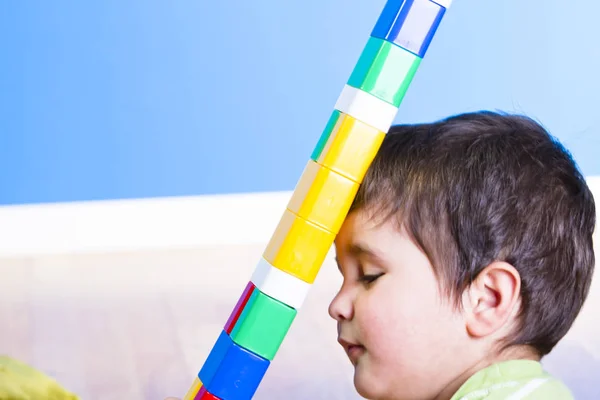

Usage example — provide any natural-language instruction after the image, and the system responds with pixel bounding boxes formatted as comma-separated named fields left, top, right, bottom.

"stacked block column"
left=186, top=1, right=451, bottom=398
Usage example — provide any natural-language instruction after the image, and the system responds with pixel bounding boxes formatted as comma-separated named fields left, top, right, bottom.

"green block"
left=347, top=37, right=421, bottom=107
left=311, top=110, right=341, bottom=162
left=230, top=287, right=297, bottom=360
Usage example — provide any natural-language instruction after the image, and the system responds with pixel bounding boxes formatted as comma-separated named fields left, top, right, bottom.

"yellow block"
left=263, top=209, right=335, bottom=284
left=315, top=112, right=385, bottom=184
left=183, top=377, right=202, bottom=400
left=287, top=160, right=359, bottom=234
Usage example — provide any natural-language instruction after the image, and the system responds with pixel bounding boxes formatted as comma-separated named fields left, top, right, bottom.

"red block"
left=196, top=386, right=221, bottom=400
left=224, top=281, right=255, bottom=334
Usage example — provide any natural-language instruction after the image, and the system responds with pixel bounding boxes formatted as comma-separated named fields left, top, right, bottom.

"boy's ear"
left=463, top=261, right=521, bottom=338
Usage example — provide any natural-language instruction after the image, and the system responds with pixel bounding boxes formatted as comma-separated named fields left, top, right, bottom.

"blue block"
left=371, top=0, right=445, bottom=58
left=199, top=330, right=271, bottom=400
left=199, top=330, right=231, bottom=387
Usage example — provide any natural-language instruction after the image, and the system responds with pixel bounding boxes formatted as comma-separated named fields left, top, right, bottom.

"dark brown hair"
left=352, top=110, right=596, bottom=357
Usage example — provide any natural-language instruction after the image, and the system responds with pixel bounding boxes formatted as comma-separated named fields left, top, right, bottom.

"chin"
left=354, top=366, right=417, bottom=400
left=353, top=364, right=387, bottom=400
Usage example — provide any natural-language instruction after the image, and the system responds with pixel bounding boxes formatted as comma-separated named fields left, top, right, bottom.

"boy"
left=329, top=110, right=596, bottom=399
left=167, top=110, right=595, bottom=400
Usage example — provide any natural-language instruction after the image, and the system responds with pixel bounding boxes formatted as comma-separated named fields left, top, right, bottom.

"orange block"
left=312, top=110, right=385, bottom=184
left=263, top=209, right=335, bottom=284
left=287, top=160, right=359, bottom=234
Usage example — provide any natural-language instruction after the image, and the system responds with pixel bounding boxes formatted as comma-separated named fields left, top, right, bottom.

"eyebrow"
left=335, top=242, right=386, bottom=272
left=350, top=242, right=385, bottom=261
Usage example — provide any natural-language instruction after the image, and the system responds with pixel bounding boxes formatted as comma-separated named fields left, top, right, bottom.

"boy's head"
left=329, top=111, right=596, bottom=400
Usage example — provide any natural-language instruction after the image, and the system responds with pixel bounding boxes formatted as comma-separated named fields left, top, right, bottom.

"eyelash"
left=358, top=273, right=383, bottom=284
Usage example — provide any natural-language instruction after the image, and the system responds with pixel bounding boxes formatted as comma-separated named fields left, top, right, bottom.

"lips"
left=338, top=337, right=365, bottom=363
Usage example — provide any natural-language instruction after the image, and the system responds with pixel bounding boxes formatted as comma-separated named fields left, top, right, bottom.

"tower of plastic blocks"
left=185, top=1, right=452, bottom=399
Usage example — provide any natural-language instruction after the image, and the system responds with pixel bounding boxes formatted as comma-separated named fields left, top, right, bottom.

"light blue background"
left=1, top=0, right=598, bottom=206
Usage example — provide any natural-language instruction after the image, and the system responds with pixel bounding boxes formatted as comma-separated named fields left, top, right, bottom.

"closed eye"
left=358, top=273, right=384, bottom=284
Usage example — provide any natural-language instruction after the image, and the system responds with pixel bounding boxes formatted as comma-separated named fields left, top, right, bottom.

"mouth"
left=338, top=337, right=365, bottom=364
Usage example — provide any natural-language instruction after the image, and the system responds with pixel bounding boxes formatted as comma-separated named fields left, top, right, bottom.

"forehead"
left=335, top=210, right=399, bottom=258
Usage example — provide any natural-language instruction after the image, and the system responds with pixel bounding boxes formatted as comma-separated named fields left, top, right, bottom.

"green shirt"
left=450, top=360, right=574, bottom=400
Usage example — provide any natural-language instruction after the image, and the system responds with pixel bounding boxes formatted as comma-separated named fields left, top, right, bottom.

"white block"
left=250, top=257, right=311, bottom=310
left=334, top=85, right=399, bottom=133
left=431, top=0, right=452, bottom=8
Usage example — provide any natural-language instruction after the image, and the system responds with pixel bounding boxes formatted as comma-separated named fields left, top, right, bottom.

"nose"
left=328, top=286, right=354, bottom=322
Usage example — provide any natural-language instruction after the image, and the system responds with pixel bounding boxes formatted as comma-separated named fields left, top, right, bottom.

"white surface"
left=334, top=85, right=399, bottom=133
left=251, top=257, right=312, bottom=310
left=0, top=191, right=292, bottom=257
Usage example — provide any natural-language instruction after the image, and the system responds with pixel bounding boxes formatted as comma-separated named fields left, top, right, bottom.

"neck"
left=433, top=345, right=540, bottom=400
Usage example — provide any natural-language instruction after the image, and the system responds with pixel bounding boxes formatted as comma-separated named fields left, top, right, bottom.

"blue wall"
left=1, top=0, right=598, bottom=205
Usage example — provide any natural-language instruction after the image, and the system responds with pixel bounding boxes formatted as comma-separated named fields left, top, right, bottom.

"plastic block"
left=199, top=331, right=231, bottom=389
left=347, top=37, right=421, bottom=107
left=229, top=283, right=297, bottom=360
left=196, top=386, right=221, bottom=400
left=251, top=257, right=311, bottom=310
left=431, top=0, right=452, bottom=8
left=311, top=109, right=341, bottom=163
left=287, top=159, right=359, bottom=234
left=184, top=377, right=202, bottom=400
left=199, top=330, right=270, bottom=400
left=224, top=281, right=254, bottom=335
left=263, top=209, right=335, bottom=284
left=334, top=84, right=398, bottom=133
left=311, top=110, right=385, bottom=184
left=371, top=0, right=445, bottom=58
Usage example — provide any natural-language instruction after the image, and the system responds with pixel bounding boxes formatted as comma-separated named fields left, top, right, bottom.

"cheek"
left=354, top=278, right=442, bottom=351
left=353, top=290, right=387, bottom=339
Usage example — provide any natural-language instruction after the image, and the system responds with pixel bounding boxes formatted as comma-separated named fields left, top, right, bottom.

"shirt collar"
left=450, top=360, right=545, bottom=400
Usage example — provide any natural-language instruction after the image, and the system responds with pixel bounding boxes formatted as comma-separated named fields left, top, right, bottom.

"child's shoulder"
left=451, top=360, right=573, bottom=400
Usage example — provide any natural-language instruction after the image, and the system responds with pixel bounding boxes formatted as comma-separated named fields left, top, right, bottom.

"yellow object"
left=183, top=376, right=202, bottom=400
left=314, top=111, right=385, bottom=184
left=263, top=209, right=335, bottom=284
left=0, top=356, right=80, bottom=400
left=287, top=160, right=359, bottom=234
